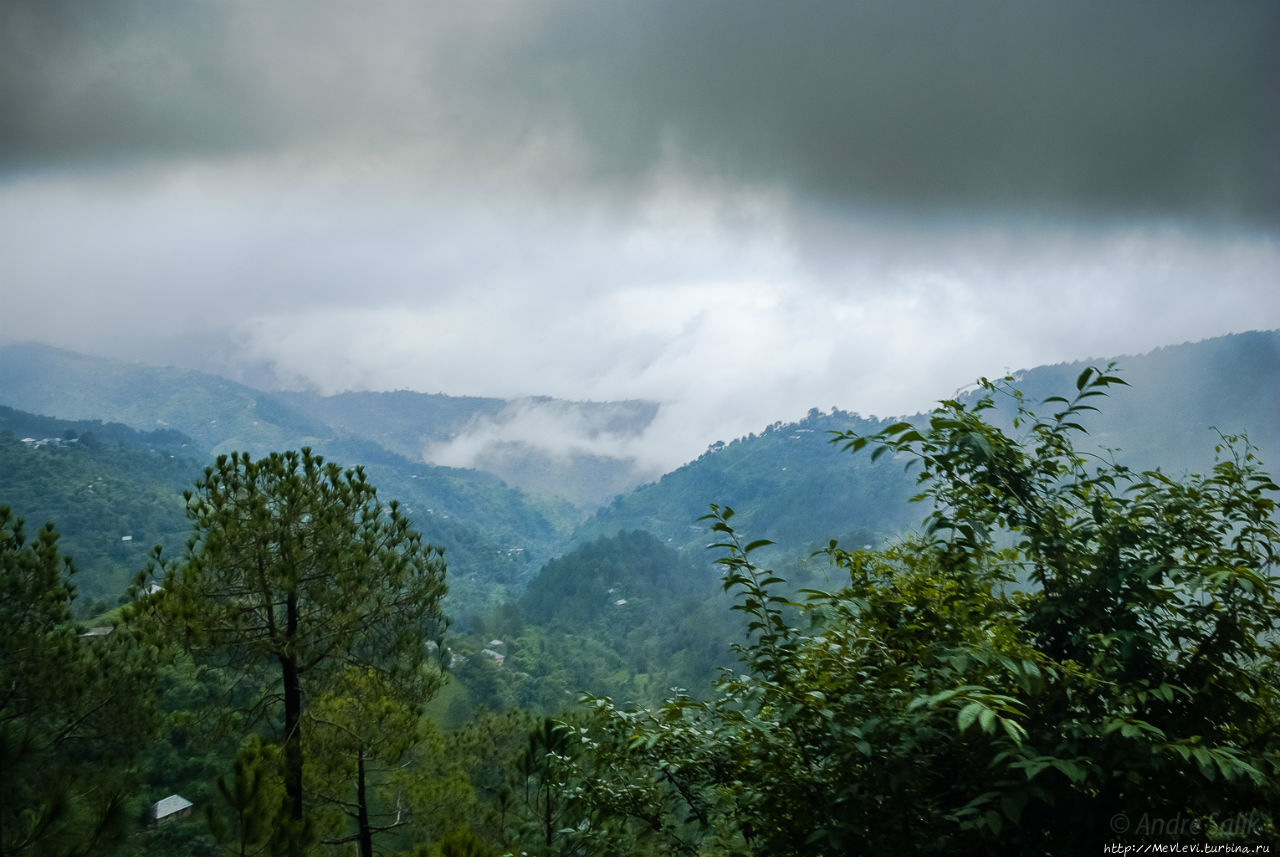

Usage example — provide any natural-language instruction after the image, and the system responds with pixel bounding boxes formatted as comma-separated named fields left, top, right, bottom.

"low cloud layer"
left=1, top=1, right=1277, bottom=472
left=422, top=398, right=655, bottom=472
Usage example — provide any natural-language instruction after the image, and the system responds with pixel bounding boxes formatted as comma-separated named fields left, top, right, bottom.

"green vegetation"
left=2, top=336, right=1278, bottom=854
left=0, top=408, right=198, bottom=609
left=565, top=367, right=1280, bottom=853
left=0, top=508, right=159, bottom=856
left=446, top=531, right=737, bottom=716
left=577, top=407, right=914, bottom=561
left=577, top=331, right=1280, bottom=561
left=136, top=449, right=449, bottom=857
left=0, top=404, right=576, bottom=620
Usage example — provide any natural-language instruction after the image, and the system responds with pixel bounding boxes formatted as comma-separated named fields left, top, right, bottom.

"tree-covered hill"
left=519, top=530, right=719, bottom=631
left=0, top=407, right=198, bottom=611
left=575, top=408, right=917, bottom=564
left=0, top=343, right=660, bottom=509
left=0, top=342, right=334, bottom=455
left=0, top=404, right=577, bottom=619
left=442, top=531, right=738, bottom=719
left=575, top=331, right=1280, bottom=569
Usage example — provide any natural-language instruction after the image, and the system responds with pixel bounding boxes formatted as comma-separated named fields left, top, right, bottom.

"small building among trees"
left=150, top=794, right=193, bottom=825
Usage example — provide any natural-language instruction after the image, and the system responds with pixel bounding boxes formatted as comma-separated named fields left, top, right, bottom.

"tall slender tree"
left=143, top=449, right=448, bottom=856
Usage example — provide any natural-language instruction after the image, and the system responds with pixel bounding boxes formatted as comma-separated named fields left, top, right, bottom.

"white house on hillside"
left=151, top=794, right=193, bottom=825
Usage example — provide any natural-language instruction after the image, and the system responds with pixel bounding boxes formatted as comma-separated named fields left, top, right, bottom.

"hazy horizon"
left=3, top=1, right=1277, bottom=470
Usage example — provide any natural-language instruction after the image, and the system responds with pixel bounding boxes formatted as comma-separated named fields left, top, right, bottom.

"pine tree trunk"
left=356, top=748, right=373, bottom=857
left=282, top=590, right=304, bottom=857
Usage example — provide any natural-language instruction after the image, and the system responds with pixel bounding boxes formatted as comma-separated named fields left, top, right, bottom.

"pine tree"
left=140, top=449, right=448, bottom=856
left=0, top=507, right=158, bottom=857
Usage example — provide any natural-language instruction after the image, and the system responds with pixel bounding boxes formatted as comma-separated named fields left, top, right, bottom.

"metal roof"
left=152, top=795, right=193, bottom=818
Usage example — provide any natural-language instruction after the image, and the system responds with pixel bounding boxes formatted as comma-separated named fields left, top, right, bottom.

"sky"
left=2, top=0, right=1278, bottom=474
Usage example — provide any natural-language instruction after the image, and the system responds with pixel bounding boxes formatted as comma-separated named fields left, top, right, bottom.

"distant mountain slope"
left=276, top=390, right=660, bottom=508
left=0, top=397, right=579, bottom=619
left=982, top=330, right=1280, bottom=474
left=0, top=407, right=198, bottom=610
left=0, top=342, right=332, bottom=455
left=578, top=331, right=1280, bottom=567
left=3, top=332, right=1275, bottom=618
left=0, top=343, right=659, bottom=509
left=274, top=389, right=509, bottom=448
left=575, top=408, right=917, bottom=563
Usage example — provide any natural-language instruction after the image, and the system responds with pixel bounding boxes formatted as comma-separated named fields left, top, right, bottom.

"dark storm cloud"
left=508, top=0, right=1279, bottom=222
left=0, top=1, right=262, bottom=165
left=2, top=0, right=1276, bottom=222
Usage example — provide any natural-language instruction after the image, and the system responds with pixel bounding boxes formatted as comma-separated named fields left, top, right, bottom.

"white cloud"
left=2, top=139, right=1277, bottom=477
left=199, top=192, right=1280, bottom=472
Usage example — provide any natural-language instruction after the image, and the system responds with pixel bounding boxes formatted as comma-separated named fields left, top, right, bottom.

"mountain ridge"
left=0, top=342, right=659, bottom=508
left=576, top=330, right=1280, bottom=563
left=2, top=331, right=1276, bottom=621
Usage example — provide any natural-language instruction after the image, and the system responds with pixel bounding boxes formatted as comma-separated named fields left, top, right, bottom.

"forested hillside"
left=434, top=531, right=738, bottom=727
left=0, top=403, right=577, bottom=618
left=0, top=407, right=198, bottom=610
left=577, top=408, right=915, bottom=562
left=1, top=333, right=1278, bottom=854
left=0, top=343, right=658, bottom=508
left=579, top=331, right=1280, bottom=564
left=3, top=331, right=1277, bottom=619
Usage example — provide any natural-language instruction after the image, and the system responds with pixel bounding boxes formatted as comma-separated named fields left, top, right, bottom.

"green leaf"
left=978, top=707, right=997, bottom=735
left=1052, top=759, right=1087, bottom=784
left=1000, top=717, right=1027, bottom=745
left=1000, top=792, right=1027, bottom=823
left=957, top=702, right=982, bottom=733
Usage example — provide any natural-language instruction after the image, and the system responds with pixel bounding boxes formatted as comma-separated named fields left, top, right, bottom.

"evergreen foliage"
left=0, top=508, right=159, bottom=856
left=136, top=448, right=449, bottom=856
left=450, top=531, right=736, bottom=713
left=519, top=530, right=713, bottom=630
